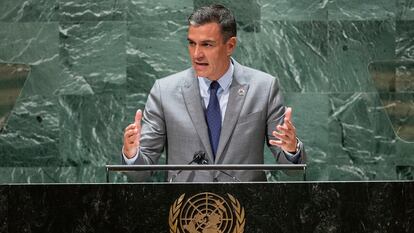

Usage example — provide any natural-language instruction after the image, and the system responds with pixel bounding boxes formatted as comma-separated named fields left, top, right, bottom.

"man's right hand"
left=123, top=109, right=142, bottom=159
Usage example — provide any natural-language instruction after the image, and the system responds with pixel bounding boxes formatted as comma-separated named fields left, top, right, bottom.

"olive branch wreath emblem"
left=169, top=193, right=245, bottom=233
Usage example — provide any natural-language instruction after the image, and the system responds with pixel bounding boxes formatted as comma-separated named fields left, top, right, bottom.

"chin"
left=195, top=71, right=209, bottom=78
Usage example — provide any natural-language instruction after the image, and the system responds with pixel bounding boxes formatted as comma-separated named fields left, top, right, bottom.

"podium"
left=1, top=180, right=413, bottom=232
left=105, top=164, right=308, bottom=182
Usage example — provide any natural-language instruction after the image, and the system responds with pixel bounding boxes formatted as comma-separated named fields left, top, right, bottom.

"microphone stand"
left=168, top=151, right=205, bottom=182
left=216, top=170, right=241, bottom=182
left=197, top=153, right=241, bottom=182
left=168, top=151, right=242, bottom=182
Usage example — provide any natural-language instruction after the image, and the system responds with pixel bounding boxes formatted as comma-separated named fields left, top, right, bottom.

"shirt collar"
left=198, top=61, right=234, bottom=91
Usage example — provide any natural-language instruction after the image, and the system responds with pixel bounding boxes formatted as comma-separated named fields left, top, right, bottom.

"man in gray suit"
left=122, top=4, right=306, bottom=182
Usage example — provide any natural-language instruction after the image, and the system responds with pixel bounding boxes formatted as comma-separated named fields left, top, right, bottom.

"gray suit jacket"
left=123, top=59, right=306, bottom=182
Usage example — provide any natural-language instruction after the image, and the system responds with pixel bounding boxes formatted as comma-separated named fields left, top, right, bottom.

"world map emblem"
left=169, top=192, right=245, bottom=233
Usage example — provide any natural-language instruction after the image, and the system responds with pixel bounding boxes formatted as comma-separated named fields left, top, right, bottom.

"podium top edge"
left=105, top=164, right=306, bottom=171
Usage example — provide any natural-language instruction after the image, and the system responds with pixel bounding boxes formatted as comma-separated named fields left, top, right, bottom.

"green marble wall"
left=0, top=0, right=413, bottom=183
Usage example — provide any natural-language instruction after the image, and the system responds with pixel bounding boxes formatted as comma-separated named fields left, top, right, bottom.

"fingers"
left=272, top=129, right=295, bottom=149
left=283, top=118, right=295, bottom=132
left=274, top=106, right=296, bottom=138
left=270, top=107, right=297, bottom=151
left=269, top=139, right=283, bottom=147
left=125, top=123, right=137, bottom=131
left=134, top=109, right=142, bottom=137
left=122, top=110, right=142, bottom=158
left=124, top=124, right=139, bottom=143
left=135, top=109, right=142, bottom=126
left=126, top=133, right=140, bottom=145
left=124, top=109, right=143, bottom=147
left=269, top=126, right=297, bottom=151
left=124, top=124, right=138, bottom=138
left=269, top=137, right=297, bottom=153
left=272, top=130, right=292, bottom=141
left=284, top=107, right=292, bottom=122
left=275, top=123, right=295, bottom=138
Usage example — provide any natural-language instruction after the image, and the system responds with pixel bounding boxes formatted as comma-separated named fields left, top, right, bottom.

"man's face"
left=187, top=22, right=236, bottom=80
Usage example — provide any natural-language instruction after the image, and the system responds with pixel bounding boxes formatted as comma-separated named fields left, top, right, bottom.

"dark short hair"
left=188, top=4, right=237, bottom=42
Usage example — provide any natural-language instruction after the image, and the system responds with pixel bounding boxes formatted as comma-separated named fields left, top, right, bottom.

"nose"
left=193, top=45, right=204, bottom=59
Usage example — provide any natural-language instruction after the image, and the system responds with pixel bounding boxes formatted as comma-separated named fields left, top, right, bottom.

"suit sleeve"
left=265, top=77, right=306, bottom=164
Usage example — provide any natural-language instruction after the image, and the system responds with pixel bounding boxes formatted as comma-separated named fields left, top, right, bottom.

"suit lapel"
left=215, top=64, right=249, bottom=163
left=181, top=72, right=214, bottom=162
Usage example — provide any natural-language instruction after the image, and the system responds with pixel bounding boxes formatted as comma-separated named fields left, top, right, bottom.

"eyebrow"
left=187, top=38, right=217, bottom=44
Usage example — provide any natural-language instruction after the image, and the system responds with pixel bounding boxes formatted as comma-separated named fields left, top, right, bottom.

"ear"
left=226, top=37, right=237, bottom=56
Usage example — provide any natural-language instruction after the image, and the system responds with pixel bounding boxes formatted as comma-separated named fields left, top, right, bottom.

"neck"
left=209, top=59, right=231, bottom=81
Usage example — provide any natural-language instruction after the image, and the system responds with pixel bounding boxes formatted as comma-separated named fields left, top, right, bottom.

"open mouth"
left=195, top=61, right=209, bottom=66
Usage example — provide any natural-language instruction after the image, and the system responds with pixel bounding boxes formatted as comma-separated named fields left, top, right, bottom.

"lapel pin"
left=238, top=88, right=245, bottom=96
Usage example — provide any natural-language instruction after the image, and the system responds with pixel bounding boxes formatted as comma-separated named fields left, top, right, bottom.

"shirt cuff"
left=283, top=150, right=301, bottom=163
left=283, top=140, right=301, bottom=163
left=122, top=147, right=139, bottom=165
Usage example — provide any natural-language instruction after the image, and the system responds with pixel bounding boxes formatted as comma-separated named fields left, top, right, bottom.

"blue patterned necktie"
left=205, top=81, right=221, bottom=159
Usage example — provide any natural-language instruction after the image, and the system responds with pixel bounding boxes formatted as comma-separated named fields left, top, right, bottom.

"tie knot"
left=210, top=81, right=220, bottom=92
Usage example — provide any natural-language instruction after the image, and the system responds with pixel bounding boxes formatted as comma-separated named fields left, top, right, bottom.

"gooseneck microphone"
left=168, top=151, right=206, bottom=182
left=195, top=152, right=241, bottom=182
left=168, top=151, right=241, bottom=182
left=193, top=151, right=208, bottom=164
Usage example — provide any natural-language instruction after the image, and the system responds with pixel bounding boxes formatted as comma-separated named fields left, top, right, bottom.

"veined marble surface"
left=0, top=0, right=413, bottom=183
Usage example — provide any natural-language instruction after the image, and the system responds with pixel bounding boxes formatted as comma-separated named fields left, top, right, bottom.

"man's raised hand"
left=269, top=107, right=298, bottom=153
left=123, top=109, right=142, bottom=159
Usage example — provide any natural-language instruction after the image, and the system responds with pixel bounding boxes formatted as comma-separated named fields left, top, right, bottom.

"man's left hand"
left=269, top=107, right=298, bottom=153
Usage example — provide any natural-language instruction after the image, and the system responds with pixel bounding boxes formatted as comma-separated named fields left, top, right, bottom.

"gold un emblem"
left=169, top=192, right=245, bottom=233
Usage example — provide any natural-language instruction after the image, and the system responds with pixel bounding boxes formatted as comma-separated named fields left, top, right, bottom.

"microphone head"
left=193, top=151, right=202, bottom=161
left=193, top=151, right=208, bottom=164
left=199, top=152, right=208, bottom=164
